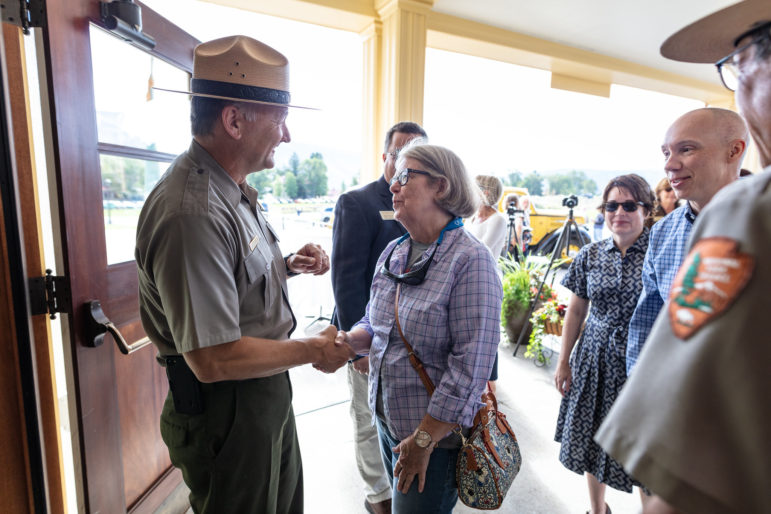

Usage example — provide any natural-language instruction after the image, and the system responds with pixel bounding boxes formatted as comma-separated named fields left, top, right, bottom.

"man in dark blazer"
left=331, top=121, right=426, bottom=514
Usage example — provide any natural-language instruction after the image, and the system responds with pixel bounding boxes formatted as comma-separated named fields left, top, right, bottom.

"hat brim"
left=151, top=86, right=318, bottom=110
left=661, top=0, right=771, bottom=63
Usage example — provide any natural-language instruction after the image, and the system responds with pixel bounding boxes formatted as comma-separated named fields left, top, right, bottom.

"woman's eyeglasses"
left=390, top=168, right=431, bottom=187
left=602, top=201, right=645, bottom=213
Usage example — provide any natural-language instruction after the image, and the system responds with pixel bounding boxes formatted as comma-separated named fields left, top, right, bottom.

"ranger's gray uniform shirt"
left=596, top=168, right=771, bottom=514
left=136, top=140, right=296, bottom=359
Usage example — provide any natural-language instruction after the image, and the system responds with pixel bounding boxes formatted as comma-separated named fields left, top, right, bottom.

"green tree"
left=546, top=170, right=598, bottom=195
left=272, top=176, right=284, bottom=198
left=505, top=171, right=523, bottom=187
left=288, top=153, right=300, bottom=175
left=99, top=155, right=145, bottom=199
left=284, top=172, right=298, bottom=199
left=297, top=153, right=328, bottom=197
left=246, top=170, right=273, bottom=193
left=522, top=172, right=543, bottom=195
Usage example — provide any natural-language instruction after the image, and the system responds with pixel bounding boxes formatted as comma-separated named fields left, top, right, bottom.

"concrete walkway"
left=293, top=335, right=644, bottom=514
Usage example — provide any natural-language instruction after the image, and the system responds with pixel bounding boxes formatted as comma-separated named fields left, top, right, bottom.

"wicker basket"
left=544, top=319, right=563, bottom=337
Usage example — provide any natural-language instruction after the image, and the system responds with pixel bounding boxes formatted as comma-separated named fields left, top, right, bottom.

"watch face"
left=415, top=430, right=431, bottom=448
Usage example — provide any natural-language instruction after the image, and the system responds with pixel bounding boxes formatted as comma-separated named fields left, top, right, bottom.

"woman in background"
left=554, top=174, right=654, bottom=514
left=467, top=175, right=507, bottom=388
left=652, top=177, right=679, bottom=222
left=467, top=175, right=507, bottom=258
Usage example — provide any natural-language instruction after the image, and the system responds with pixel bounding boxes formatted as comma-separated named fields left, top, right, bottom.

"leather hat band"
left=191, top=78, right=290, bottom=105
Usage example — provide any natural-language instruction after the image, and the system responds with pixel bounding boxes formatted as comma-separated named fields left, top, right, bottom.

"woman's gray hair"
left=475, top=175, right=503, bottom=207
left=396, top=142, right=479, bottom=218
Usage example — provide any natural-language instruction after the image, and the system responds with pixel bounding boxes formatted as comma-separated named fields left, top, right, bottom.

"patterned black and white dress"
left=554, top=228, right=649, bottom=492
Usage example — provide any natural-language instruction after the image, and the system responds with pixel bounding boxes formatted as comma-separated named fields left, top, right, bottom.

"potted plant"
left=499, top=256, right=557, bottom=345
left=526, top=299, right=567, bottom=366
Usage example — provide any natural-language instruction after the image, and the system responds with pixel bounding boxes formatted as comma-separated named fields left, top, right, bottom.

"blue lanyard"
left=393, top=216, right=464, bottom=248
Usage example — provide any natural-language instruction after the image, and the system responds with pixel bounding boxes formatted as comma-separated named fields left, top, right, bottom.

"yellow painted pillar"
left=707, top=95, right=762, bottom=173
left=360, top=20, right=384, bottom=182
left=359, top=0, right=432, bottom=182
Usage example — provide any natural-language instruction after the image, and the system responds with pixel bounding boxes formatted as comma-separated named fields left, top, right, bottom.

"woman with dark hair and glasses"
left=334, top=142, right=502, bottom=513
left=553, top=174, right=654, bottom=514
left=652, top=177, right=680, bottom=223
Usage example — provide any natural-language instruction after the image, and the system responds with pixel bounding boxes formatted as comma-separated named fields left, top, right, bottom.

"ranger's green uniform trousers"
left=160, top=372, right=303, bottom=513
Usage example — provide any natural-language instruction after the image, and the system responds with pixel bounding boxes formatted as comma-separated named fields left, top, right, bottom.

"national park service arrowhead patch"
left=669, top=237, right=754, bottom=339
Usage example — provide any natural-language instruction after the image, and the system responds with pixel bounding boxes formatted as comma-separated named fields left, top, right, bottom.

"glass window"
left=90, top=25, right=191, bottom=155
left=100, top=154, right=165, bottom=264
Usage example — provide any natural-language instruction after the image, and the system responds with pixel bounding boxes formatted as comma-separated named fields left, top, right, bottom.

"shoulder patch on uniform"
left=669, top=237, right=754, bottom=339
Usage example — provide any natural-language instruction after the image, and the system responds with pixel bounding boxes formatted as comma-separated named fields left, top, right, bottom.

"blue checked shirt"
left=626, top=203, right=696, bottom=374
left=354, top=226, right=502, bottom=440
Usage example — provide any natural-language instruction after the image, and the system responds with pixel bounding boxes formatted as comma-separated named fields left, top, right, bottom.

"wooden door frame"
left=40, top=1, right=196, bottom=511
left=0, top=20, right=48, bottom=514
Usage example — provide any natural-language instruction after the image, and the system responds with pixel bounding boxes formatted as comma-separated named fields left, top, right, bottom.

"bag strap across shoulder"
left=394, top=283, right=436, bottom=396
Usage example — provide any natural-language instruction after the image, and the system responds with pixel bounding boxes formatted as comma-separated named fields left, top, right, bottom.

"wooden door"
left=41, top=2, right=198, bottom=511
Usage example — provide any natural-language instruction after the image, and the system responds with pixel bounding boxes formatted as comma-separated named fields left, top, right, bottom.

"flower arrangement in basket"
left=525, top=299, right=567, bottom=365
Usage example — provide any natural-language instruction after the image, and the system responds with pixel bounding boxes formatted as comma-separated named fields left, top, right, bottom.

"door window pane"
left=90, top=25, right=191, bottom=155
left=101, top=154, right=166, bottom=264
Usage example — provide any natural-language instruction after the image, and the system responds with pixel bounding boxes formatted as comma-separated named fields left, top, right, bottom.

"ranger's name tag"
left=379, top=210, right=395, bottom=221
left=249, top=234, right=260, bottom=252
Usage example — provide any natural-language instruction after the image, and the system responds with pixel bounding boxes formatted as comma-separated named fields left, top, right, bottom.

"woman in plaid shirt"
left=335, top=142, right=503, bottom=514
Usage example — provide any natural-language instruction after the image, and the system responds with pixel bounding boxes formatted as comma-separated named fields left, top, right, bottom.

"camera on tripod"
left=562, top=195, right=579, bottom=209
left=506, top=201, right=524, bottom=218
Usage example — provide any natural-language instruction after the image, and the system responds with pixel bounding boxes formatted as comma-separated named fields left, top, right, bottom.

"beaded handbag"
left=394, top=284, right=521, bottom=510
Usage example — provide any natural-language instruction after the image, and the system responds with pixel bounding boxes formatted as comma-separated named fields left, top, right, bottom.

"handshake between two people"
left=307, top=325, right=368, bottom=374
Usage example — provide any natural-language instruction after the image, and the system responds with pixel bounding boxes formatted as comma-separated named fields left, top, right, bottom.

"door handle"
left=85, top=300, right=152, bottom=355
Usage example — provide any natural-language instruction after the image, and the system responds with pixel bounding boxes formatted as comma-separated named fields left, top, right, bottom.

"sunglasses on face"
left=602, top=201, right=645, bottom=213
left=390, top=168, right=431, bottom=187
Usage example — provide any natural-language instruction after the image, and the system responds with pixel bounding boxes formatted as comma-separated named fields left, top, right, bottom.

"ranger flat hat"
left=661, top=0, right=771, bottom=63
left=154, top=35, right=314, bottom=109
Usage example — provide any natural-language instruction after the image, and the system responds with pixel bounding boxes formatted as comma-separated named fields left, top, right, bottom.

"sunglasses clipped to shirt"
left=602, top=201, right=646, bottom=213
left=379, top=217, right=463, bottom=285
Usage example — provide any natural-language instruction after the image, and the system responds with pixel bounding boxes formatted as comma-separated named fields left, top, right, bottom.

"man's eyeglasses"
left=390, top=168, right=431, bottom=187
left=715, top=23, right=771, bottom=91
left=602, top=201, right=645, bottom=213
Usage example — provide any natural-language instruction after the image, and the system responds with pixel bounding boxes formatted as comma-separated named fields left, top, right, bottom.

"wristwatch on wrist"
left=414, top=429, right=434, bottom=450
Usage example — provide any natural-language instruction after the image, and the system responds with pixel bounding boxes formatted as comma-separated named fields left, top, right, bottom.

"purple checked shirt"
left=354, top=226, right=502, bottom=440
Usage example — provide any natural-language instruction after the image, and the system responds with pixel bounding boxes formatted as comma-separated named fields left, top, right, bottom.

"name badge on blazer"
left=249, top=234, right=260, bottom=252
left=379, top=210, right=396, bottom=221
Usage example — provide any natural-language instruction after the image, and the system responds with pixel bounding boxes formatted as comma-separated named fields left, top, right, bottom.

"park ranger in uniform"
left=596, top=1, right=771, bottom=513
left=136, top=36, right=354, bottom=513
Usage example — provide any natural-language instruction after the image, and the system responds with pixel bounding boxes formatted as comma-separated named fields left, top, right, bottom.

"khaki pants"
left=347, top=365, right=391, bottom=503
left=160, top=372, right=303, bottom=514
